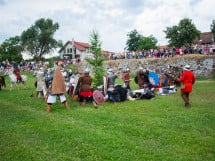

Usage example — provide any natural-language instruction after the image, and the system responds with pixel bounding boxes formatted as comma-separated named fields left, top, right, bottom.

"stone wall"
left=78, top=54, right=215, bottom=78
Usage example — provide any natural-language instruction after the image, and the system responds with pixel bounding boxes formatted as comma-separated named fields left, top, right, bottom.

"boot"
left=185, top=102, right=191, bottom=108
left=93, top=101, right=98, bottom=108
left=63, top=101, right=70, bottom=110
left=46, top=104, right=51, bottom=112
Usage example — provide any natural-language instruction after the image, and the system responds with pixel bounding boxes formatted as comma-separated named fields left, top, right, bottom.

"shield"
left=93, top=90, right=105, bottom=104
left=71, top=80, right=80, bottom=101
left=103, top=75, right=108, bottom=96
left=148, top=72, right=159, bottom=86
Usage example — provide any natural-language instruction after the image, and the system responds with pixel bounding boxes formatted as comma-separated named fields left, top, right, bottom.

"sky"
left=0, top=0, right=214, bottom=53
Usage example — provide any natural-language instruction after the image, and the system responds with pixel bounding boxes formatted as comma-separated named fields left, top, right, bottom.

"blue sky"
left=0, top=0, right=214, bottom=52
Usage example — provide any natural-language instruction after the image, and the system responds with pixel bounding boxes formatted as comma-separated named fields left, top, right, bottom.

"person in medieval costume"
left=123, top=68, right=131, bottom=91
left=143, top=68, right=151, bottom=88
left=107, top=68, right=118, bottom=105
left=36, top=68, right=47, bottom=98
left=121, top=67, right=136, bottom=100
left=13, top=64, right=22, bottom=82
left=135, top=67, right=144, bottom=89
left=78, top=68, right=97, bottom=108
left=46, top=60, right=70, bottom=112
left=177, top=65, right=196, bottom=107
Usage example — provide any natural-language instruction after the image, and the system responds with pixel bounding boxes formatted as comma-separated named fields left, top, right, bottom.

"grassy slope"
left=0, top=73, right=215, bottom=161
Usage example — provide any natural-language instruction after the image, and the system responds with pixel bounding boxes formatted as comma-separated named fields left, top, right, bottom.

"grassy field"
left=0, top=73, right=215, bottom=161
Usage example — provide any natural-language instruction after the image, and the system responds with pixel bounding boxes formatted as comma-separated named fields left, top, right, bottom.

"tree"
left=125, top=29, right=158, bottom=51
left=21, top=18, right=61, bottom=60
left=138, top=35, right=157, bottom=51
left=0, top=36, right=23, bottom=62
left=125, top=29, right=142, bottom=51
left=164, top=18, right=201, bottom=47
left=86, top=30, right=105, bottom=87
left=210, top=19, right=215, bottom=43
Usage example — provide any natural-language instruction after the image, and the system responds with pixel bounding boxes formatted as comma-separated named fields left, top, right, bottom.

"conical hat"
left=52, top=67, right=66, bottom=94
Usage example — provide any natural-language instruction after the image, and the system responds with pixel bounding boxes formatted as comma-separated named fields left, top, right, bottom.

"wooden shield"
left=93, top=90, right=105, bottom=104
left=103, top=75, right=108, bottom=96
left=71, top=80, right=80, bottom=101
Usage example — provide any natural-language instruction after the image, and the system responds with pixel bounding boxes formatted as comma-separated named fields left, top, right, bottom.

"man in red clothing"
left=178, top=65, right=196, bottom=107
left=13, top=64, right=22, bottom=82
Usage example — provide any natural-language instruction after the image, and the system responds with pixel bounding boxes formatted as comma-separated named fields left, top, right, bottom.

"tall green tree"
left=0, top=36, right=23, bottom=62
left=125, top=29, right=157, bottom=51
left=21, top=18, right=61, bottom=60
left=125, top=29, right=142, bottom=51
left=86, top=30, right=105, bottom=87
left=164, top=18, right=201, bottom=47
left=138, top=35, right=157, bottom=51
left=210, top=19, right=215, bottom=43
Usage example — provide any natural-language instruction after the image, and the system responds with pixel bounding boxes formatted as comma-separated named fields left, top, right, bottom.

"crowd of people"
left=0, top=58, right=196, bottom=112
left=108, top=44, right=215, bottom=60
left=0, top=60, right=49, bottom=73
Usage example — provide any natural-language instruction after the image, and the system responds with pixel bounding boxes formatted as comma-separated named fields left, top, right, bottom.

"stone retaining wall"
left=78, top=54, right=215, bottom=78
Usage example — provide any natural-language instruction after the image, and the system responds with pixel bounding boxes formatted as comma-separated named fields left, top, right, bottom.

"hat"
left=126, top=68, right=130, bottom=71
left=56, top=60, right=64, bottom=66
left=84, top=68, right=90, bottom=73
left=139, top=67, right=143, bottom=70
left=108, top=68, right=113, bottom=72
left=183, top=65, right=190, bottom=71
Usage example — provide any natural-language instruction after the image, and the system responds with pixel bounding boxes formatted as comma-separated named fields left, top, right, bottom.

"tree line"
left=0, top=18, right=215, bottom=63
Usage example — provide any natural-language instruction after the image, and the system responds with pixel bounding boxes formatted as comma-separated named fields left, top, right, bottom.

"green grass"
left=0, top=73, right=215, bottom=161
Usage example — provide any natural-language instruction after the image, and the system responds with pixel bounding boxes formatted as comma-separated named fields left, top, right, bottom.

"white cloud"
left=0, top=0, right=214, bottom=52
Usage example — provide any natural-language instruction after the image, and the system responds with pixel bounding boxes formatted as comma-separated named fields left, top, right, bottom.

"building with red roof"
left=193, top=32, right=214, bottom=44
left=59, top=40, right=91, bottom=61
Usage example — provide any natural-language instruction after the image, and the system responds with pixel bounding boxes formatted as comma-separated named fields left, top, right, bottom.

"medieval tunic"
left=13, top=67, right=21, bottom=79
left=107, top=73, right=118, bottom=103
left=36, top=71, right=46, bottom=95
left=136, top=71, right=144, bottom=89
left=179, top=70, right=196, bottom=93
left=124, top=71, right=131, bottom=90
left=78, top=74, right=93, bottom=97
left=52, top=67, right=66, bottom=95
left=46, top=66, right=67, bottom=104
left=107, top=73, right=117, bottom=91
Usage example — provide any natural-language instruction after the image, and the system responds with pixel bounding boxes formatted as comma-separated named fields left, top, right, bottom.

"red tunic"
left=14, top=67, right=21, bottom=79
left=179, top=70, right=196, bottom=93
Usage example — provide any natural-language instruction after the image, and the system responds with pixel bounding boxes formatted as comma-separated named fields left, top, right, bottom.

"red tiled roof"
left=194, top=32, right=214, bottom=44
left=58, top=41, right=90, bottom=53
left=75, top=42, right=90, bottom=48
left=74, top=41, right=90, bottom=51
